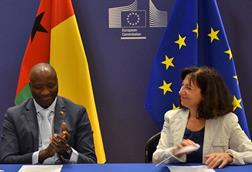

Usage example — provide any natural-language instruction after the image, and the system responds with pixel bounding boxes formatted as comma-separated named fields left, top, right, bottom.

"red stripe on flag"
left=16, top=0, right=51, bottom=95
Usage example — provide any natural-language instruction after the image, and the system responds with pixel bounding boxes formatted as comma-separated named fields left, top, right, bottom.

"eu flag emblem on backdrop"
left=145, top=0, right=250, bottom=137
left=121, top=11, right=146, bottom=28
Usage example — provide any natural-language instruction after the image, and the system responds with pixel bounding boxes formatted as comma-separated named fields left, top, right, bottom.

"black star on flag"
left=31, top=12, right=47, bottom=41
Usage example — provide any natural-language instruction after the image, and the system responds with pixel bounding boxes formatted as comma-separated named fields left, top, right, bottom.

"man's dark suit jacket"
left=0, top=96, right=97, bottom=164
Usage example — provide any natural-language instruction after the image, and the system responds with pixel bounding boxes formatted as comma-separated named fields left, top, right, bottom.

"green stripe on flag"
left=15, top=84, right=32, bottom=105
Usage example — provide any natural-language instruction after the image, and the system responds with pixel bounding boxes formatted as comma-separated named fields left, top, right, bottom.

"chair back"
left=144, top=132, right=161, bottom=163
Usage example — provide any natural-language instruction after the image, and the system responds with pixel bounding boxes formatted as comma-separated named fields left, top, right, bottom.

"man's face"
left=29, top=70, right=58, bottom=109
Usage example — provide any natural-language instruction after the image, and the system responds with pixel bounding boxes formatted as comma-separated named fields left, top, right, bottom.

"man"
left=0, top=63, right=97, bottom=164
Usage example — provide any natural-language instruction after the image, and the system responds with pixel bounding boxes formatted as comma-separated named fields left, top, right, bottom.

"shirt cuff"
left=69, top=148, right=79, bottom=163
left=32, top=151, right=40, bottom=164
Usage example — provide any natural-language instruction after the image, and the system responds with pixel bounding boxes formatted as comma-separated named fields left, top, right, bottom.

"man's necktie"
left=39, top=109, right=52, bottom=149
left=39, top=109, right=62, bottom=164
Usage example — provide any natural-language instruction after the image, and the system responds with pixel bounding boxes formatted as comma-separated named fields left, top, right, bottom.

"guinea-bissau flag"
left=15, top=0, right=106, bottom=163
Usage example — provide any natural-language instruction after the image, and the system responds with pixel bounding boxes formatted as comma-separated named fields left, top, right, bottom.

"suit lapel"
left=25, top=99, right=39, bottom=151
left=173, top=109, right=189, bottom=145
left=54, top=97, right=66, bottom=134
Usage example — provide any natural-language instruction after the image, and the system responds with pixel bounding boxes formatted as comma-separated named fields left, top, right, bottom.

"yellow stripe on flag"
left=50, top=15, right=106, bottom=163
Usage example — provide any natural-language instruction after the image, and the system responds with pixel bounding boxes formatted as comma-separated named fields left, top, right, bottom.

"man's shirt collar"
left=33, top=97, right=57, bottom=113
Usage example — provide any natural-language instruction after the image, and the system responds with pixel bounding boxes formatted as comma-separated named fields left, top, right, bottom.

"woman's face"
left=179, top=75, right=203, bottom=111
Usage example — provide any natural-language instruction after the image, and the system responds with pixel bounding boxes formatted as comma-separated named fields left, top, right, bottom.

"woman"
left=153, top=66, right=252, bottom=168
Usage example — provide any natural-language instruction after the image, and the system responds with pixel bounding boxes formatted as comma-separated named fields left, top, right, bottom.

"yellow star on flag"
left=192, top=23, right=199, bottom=38
left=233, top=75, right=239, bottom=85
left=161, top=55, right=174, bottom=70
left=159, top=80, right=172, bottom=95
left=175, top=34, right=186, bottom=49
left=208, top=27, right=220, bottom=43
left=233, top=75, right=238, bottom=80
left=172, top=104, right=179, bottom=110
left=232, top=96, right=242, bottom=111
left=225, top=49, right=233, bottom=60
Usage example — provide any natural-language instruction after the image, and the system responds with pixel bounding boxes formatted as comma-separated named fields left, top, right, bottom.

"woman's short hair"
left=180, top=66, right=233, bottom=119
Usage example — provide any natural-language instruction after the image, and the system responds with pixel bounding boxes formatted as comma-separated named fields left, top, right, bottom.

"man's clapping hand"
left=39, top=122, right=71, bottom=162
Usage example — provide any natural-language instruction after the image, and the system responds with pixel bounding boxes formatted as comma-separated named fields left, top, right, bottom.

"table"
left=0, top=163, right=252, bottom=172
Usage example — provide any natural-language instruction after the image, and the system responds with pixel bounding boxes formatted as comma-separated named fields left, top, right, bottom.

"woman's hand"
left=175, top=139, right=197, bottom=157
left=205, top=152, right=233, bottom=169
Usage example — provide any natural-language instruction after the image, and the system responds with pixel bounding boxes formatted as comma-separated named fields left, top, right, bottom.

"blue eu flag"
left=145, top=0, right=250, bottom=137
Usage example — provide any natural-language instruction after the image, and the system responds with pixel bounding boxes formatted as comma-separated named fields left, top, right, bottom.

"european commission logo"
left=121, top=11, right=146, bottom=28
left=108, top=0, right=168, bottom=40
